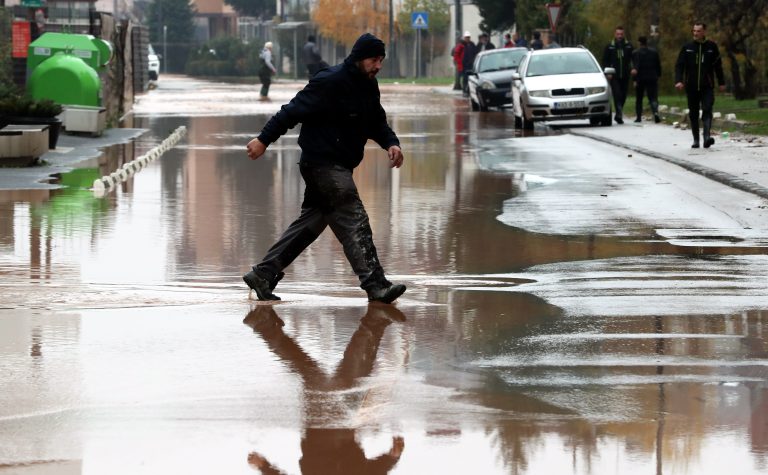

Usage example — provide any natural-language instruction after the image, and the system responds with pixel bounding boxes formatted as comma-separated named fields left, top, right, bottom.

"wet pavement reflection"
left=1, top=78, right=767, bottom=474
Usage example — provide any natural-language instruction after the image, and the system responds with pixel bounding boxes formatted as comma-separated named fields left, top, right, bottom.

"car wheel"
left=514, top=115, right=522, bottom=128
left=478, top=98, right=489, bottom=112
left=522, top=107, right=534, bottom=130
left=470, top=98, right=480, bottom=111
left=149, top=71, right=158, bottom=80
left=600, top=114, right=612, bottom=126
left=589, top=117, right=600, bottom=126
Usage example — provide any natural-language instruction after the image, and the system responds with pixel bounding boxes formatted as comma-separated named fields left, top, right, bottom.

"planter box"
left=0, top=125, right=50, bottom=166
left=2, top=117, right=61, bottom=149
left=62, top=106, right=107, bottom=136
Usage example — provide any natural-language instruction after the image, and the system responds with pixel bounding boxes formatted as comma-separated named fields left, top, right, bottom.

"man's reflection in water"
left=243, top=305, right=407, bottom=474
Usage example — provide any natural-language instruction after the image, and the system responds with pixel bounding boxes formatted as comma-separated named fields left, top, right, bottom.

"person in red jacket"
left=452, top=37, right=465, bottom=91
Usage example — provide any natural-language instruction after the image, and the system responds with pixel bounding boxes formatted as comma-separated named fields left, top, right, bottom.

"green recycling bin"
left=26, top=33, right=113, bottom=107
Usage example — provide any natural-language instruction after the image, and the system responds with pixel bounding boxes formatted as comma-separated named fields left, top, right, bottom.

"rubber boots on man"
left=703, top=117, right=715, bottom=148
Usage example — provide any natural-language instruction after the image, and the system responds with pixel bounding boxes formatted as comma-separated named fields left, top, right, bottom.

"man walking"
left=603, top=26, right=634, bottom=124
left=258, top=42, right=277, bottom=100
left=303, top=35, right=326, bottom=78
left=631, top=36, right=662, bottom=123
left=460, top=32, right=477, bottom=96
left=244, top=33, right=406, bottom=304
left=675, top=22, right=726, bottom=148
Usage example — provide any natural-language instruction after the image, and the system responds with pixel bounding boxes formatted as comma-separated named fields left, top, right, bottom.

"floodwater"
left=1, top=77, right=767, bottom=474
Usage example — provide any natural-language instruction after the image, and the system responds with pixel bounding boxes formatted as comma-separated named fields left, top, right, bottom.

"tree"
left=475, top=0, right=515, bottom=33
left=147, top=0, right=196, bottom=73
left=224, top=0, right=275, bottom=19
left=514, top=0, right=548, bottom=41
left=313, top=0, right=389, bottom=47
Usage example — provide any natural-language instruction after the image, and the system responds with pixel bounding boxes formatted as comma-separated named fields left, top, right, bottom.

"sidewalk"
left=570, top=122, right=768, bottom=200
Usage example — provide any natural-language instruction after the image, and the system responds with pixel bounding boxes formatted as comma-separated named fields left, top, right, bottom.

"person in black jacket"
left=631, top=36, right=662, bottom=123
left=244, top=33, right=406, bottom=304
left=460, top=31, right=477, bottom=96
left=602, top=25, right=634, bottom=124
left=675, top=22, right=726, bottom=148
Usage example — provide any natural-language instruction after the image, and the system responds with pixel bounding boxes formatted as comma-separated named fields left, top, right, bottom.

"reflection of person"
left=258, top=42, right=277, bottom=100
left=244, top=305, right=407, bottom=475
left=602, top=26, right=634, bottom=124
left=675, top=22, right=726, bottom=148
left=631, top=36, right=662, bottom=123
left=460, top=32, right=477, bottom=96
left=303, top=35, right=326, bottom=78
left=244, top=33, right=407, bottom=304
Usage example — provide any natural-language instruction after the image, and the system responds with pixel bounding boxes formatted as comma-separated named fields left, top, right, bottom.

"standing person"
left=675, top=22, right=726, bottom=148
left=460, top=31, right=477, bottom=96
left=503, top=33, right=514, bottom=48
left=244, top=33, right=407, bottom=304
left=513, top=32, right=528, bottom=48
left=530, top=31, right=544, bottom=50
left=477, top=33, right=496, bottom=52
left=602, top=26, right=634, bottom=124
left=258, top=42, right=277, bottom=100
left=303, top=35, right=326, bottom=78
left=451, top=37, right=464, bottom=90
left=631, top=36, right=662, bottom=123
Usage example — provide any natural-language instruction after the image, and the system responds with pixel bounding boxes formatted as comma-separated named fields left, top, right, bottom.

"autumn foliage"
left=312, top=0, right=391, bottom=47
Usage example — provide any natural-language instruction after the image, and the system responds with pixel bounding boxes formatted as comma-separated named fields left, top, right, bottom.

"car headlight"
left=586, top=86, right=606, bottom=95
left=480, top=80, right=496, bottom=90
left=529, top=90, right=549, bottom=97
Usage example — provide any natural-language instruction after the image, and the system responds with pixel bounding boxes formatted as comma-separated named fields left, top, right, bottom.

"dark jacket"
left=603, top=39, right=634, bottom=80
left=258, top=59, right=399, bottom=170
left=461, top=41, right=478, bottom=70
left=632, top=46, right=661, bottom=82
left=674, top=39, right=725, bottom=91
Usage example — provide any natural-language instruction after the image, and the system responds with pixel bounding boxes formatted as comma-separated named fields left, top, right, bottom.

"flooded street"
left=1, top=76, right=767, bottom=474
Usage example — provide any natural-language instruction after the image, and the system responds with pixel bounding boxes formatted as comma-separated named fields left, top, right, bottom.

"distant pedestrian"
left=513, top=32, right=528, bottom=48
left=631, top=36, right=662, bottom=123
left=675, top=22, right=726, bottom=148
left=603, top=25, right=634, bottom=124
left=303, top=35, right=327, bottom=78
left=546, top=34, right=561, bottom=49
left=258, top=42, right=277, bottom=100
left=452, top=37, right=464, bottom=90
left=503, top=33, right=514, bottom=48
left=530, top=31, right=543, bottom=50
left=478, top=33, right=495, bottom=52
left=460, top=31, right=477, bottom=96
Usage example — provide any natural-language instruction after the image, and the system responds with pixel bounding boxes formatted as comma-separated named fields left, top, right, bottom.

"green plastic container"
left=27, top=53, right=101, bottom=107
left=28, top=32, right=112, bottom=72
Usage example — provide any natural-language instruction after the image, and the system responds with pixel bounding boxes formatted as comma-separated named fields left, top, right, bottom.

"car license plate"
left=554, top=101, right=585, bottom=109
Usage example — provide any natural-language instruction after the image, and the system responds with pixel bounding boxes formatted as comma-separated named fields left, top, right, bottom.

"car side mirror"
left=604, top=67, right=616, bottom=75
left=511, top=72, right=521, bottom=80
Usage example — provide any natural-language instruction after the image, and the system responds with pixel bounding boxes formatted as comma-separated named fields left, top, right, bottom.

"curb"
left=570, top=128, right=768, bottom=200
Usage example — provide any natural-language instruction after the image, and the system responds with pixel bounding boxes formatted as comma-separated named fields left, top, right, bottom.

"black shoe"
left=704, top=137, right=715, bottom=148
left=691, top=141, right=700, bottom=149
left=367, top=283, right=406, bottom=304
left=654, top=114, right=661, bottom=123
left=615, top=116, right=624, bottom=124
left=634, top=117, right=641, bottom=123
left=243, top=270, right=281, bottom=301
left=271, top=272, right=284, bottom=292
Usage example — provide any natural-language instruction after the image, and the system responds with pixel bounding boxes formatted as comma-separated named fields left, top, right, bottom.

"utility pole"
left=455, top=0, right=462, bottom=41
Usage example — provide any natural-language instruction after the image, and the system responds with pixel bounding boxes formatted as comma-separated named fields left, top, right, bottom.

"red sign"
left=546, top=3, right=561, bottom=32
left=12, top=21, right=31, bottom=58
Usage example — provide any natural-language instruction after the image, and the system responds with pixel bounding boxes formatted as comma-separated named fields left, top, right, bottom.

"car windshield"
left=477, top=50, right=527, bottom=73
left=525, top=51, right=600, bottom=77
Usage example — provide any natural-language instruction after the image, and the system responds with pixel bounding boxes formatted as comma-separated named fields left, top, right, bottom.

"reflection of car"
left=467, top=47, right=527, bottom=111
left=511, top=47, right=614, bottom=129
left=148, top=44, right=160, bottom=80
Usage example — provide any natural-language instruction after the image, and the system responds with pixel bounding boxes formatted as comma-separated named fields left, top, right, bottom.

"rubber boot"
left=651, top=102, right=661, bottom=123
left=691, top=120, right=700, bottom=148
left=703, top=116, right=715, bottom=148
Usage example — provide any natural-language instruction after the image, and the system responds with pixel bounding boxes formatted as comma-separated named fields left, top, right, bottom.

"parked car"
left=467, top=47, right=528, bottom=111
left=148, top=44, right=160, bottom=80
left=511, top=47, right=614, bottom=129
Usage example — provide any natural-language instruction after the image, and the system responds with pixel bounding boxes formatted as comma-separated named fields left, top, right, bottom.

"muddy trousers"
left=634, top=79, right=659, bottom=118
left=610, top=76, right=630, bottom=119
left=687, top=88, right=715, bottom=142
left=254, top=163, right=389, bottom=291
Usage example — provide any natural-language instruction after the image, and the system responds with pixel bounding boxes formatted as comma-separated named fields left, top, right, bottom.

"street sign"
left=546, top=3, right=561, bottom=32
left=411, top=12, right=428, bottom=30
left=21, top=0, right=45, bottom=7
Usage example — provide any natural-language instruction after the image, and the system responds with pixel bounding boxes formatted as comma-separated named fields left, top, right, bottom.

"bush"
left=186, top=36, right=262, bottom=77
left=0, top=86, right=63, bottom=118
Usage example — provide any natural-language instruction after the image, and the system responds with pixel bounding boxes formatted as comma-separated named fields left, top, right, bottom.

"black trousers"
left=610, top=76, right=630, bottom=117
left=259, top=71, right=272, bottom=97
left=635, top=79, right=659, bottom=118
left=254, top=163, right=388, bottom=290
left=686, top=87, right=715, bottom=133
